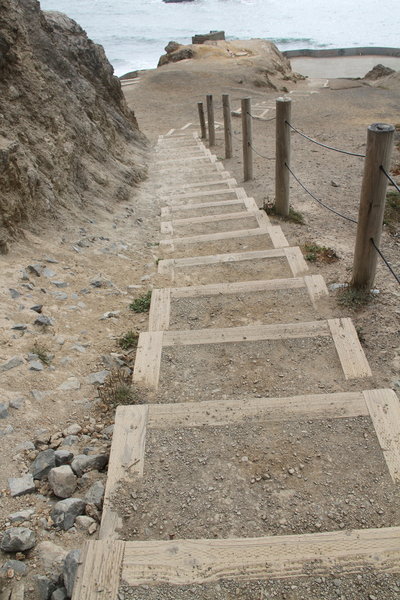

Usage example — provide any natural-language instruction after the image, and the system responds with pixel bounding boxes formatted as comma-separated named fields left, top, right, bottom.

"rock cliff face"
left=0, top=0, right=148, bottom=250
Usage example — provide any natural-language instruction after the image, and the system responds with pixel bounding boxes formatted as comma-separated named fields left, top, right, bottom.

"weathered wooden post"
left=352, top=123, right=395, bottom=289
left=206, top=94, right=215, bottom=147
left=222, top=94, right=233, bottom=159
left=275, top=97, right=292, bottom=216
left=197, top=102, right=207, bottom=139
left=241, top=97, right=253, bottom=181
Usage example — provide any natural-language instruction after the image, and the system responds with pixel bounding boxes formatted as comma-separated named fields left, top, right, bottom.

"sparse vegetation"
left=98, top=369, right=138, bottom=407
left=303, top=242, right=339, bottom=264
left=129, top=291, right=152, bottom=313
left=336, top=285, right=375, bottom=310
left=263, top=201, right=305, bottom=225
left=384, top=190, right=400, bottom=235
left=118, top=330, right=139, bottom=350
left=31, top=342, right=51, bottom=365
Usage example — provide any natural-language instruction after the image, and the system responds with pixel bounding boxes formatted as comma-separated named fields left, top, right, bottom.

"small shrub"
left=118, top=330, right=139, bottom=351
left=263, top=201, right=305, bottom=225
left=98, top=369, right=138, bottom=407
left=336, top=286, right=375, bottom=310
left=129, top=291, right=152, bottom=313
left=31, top=342, right=51, bottom=365
left=303, top=242, right=338, bottom=264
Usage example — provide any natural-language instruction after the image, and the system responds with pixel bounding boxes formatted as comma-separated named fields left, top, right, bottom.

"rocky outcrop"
left=364, top=64, right=396, bottom=80
left=0, top=0, right=148, bottom=249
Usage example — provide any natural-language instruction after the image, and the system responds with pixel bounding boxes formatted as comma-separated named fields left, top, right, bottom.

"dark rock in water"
left=192, top=30, right=225, bottom=44
left=364, top=64, right=395, bottom=80
left=0, top=527, right=36, bottom=552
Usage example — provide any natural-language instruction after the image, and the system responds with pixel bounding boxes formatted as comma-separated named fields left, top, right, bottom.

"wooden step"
left=160, top=211, right=274, bottom=240
left=148, top=275, right=329, bottom=331
left=133, top=317, right=371, bottom=390
left=158, top=247, right=308, bottom=280
left=162, top=178, right=237, bottom=195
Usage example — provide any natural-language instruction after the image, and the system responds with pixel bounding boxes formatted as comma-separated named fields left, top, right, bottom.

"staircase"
left=72, top=130, right=400, bottom=598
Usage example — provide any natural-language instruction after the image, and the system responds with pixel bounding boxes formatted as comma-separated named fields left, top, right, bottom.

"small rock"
left=52, top=291, right=68, bottom=300
left=0, top=424, right=14, bottom=436
left=63, top=549, right=81, bottom=597
left=31, top=304, right=43, bottom=313
left=63, top=423, right=82, bottom=436
left=9, top=288, right=21, bottom=299
left=0, top=402, right=9, bottom=418
left=44, top=256, right=59, bottom=264
left=51, top=498, right=85, bottom=530
left=51, top=281, right=68, bottom=288
left=29, top=360, right=44, bottom=371
left=55, top=450, right=74, bottom=466
left=34, top=574, right=56, bottom=600
left=330, top=180, right=340, bottom=187
left=84, top=481, right=105, bottom=509
left=15, top=440, right=35, bottom=451
left=48, top=466, right=77, bottom=498
left=42, top=267, right=56, bottom=278
left=0, top=527, right=36, bottom=552
left=10, top=397, right=25, bottom=410
left=8, top=509, right=35, bottom=523
left=8, top=474, right=36, bottom=497
left=100, top=311, right=120, bottom=320
left=0, top=559, right=27, bottom=577
left=70, top=344, right=87, bottom=353
left=75, top=515, right=95, bottom=531
left=85, top=503, right=101, bottom=522
left=12, top=323, right=27, bottom=331
left=30, top=449, right=56, bottom=479
left=36, top=541, right=68, bottom=572
left=51, top=588, right=68, bottom=600
left=0, top=356, right=24, bottom=372
left=84, top=370, right=109, bottom=385
left=61, top=435, right=79, bottom=447
left=34, top=315, right=53, bottom=327
left=102, top=424, right=114, bottom=437
left=27, top=264, right=43, bottom=277
left=71, top=454, right=109, bottom=477
left=58, top=378, right=80, bottom=391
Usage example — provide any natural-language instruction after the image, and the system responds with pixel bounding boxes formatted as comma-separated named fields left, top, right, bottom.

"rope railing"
left=246, top=111, right=276, bottom=123
left=248, top=141, right=274, bottom=161
left=381, top=165, right=400, bottom=194
left=285, top=121, right=366, bottom=158
left=370, top=238, right=400, bottom=285
left=285, top=163, right=358, bottom=224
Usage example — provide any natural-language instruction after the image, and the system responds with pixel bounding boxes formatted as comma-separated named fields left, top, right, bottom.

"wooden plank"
left=171, top=277, right=305, bottom=299
left=171, top=210, right=255, bottom=227
left=149, top=289, right=171, bottom=332
left=160, top=221, right=173, bottom=236
left=100, top=406, right=148, bottom=540
left=163, top=320, right=330, bottom=347
left=122, top=527, right=400, bottom=585
left=165, top=188, right=239, bottom=201
left=304, top=274, right=329, bottom=306
left=243, top=197, right=260, bottom=211
left=160, top=227, right=270, bottom=248
left=133, top=332, right=164, bottom=388
left=72, top=540, right=125, bottom=600
left=364, top=388, right=400, bottom=483
left=254, top=210, right=272, bottom=228
left=157, top=259, right=174, bottom=277
left=328, top=318, right=372, bottom=379
left=155, top=162, right=219, bottom=174
left=154, top=155, right=213, bottom=165
left=268, top=225, right=289, bottom=248
left=284, top=246, right=309, bottom=276
left=164, top=199, right=244, bottom=214
left=148, top=391, right=368, bottom=428
left=163, top=178, right=237, bottom=194
left=159, top=248, right=285, bottom=269
left=161, top=207, right=172, bottom=218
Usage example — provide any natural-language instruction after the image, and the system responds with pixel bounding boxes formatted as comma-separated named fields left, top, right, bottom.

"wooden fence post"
left=197, top=102, right=207, bottom=139
left=351, top=123, right=395, bottom=289
left=275, top=97, right=292, bottom=216
left=241, top=97, right=253, bottom=181
left=206, top=94, right=215, bottom=147
left=222, top=94, right=232, bottom=159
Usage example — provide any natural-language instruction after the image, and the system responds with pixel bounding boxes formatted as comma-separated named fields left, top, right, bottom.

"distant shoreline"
left=283, top=46, right=400, bottom=59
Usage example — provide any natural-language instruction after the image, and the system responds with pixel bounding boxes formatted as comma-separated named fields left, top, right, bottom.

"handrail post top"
left=368, top=123, right=395, bottom=134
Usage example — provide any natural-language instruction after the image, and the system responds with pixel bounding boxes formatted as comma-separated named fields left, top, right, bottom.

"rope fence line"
left=248, top=141, right=274, bottom=161
left=370, top=238, right=400, bottom=285
left=246, top=111, right=276, bottom=123
left=381, top=166, right=400, bottom=194
left=286, top=121, right=366, bottom=158
left=285, top=163, right=358, bottom=224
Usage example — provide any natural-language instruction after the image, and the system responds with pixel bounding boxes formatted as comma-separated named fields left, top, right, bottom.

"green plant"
left=263, top=201, right=305, bottom=225
left=129, top=291, right=152, bottom=313
left=118, top=330, right=139, bottom=350
left=303, top=242, right=338, bottom=264
left=384, top=190, right=400, bottom=235
left=31, top=342, right=51, bottom=365
left=98, top=369, right=138, bottom=407
left=336, top=286, right=375, bottom=310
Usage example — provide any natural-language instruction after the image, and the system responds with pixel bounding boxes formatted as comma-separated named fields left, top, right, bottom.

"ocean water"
left=39, top=0, right=400, bottom=76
